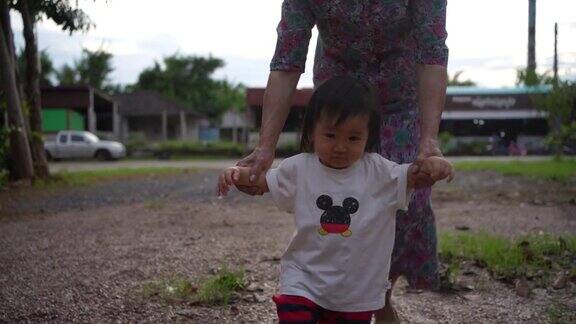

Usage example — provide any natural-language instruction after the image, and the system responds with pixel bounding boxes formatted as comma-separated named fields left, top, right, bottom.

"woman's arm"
left=236, top=71, right=301, bottom=190
left=417, top=64, right=447, bottom=158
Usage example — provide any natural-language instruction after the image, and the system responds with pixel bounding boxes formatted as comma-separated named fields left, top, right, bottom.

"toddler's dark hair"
left=300, top=76, right=381, bottom=153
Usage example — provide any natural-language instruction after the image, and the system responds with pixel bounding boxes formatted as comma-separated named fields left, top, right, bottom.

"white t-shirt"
left=265, top=152, right=412, bottom=312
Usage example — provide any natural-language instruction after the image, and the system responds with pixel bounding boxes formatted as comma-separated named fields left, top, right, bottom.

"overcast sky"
left=10, top=0, right=576, bottom=89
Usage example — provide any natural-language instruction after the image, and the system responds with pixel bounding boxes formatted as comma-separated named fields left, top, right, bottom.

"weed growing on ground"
left=196, top=267, right=245, bottom=305
left=137, top=275, right=197, bottom=303
left=546, top=301, right=576, bottom=323
left=134, top=267, right=245, bottom=306
left=439, top=232, right=576, bottom=286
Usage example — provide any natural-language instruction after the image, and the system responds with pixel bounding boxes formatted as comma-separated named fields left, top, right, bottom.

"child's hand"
left=217, top=166, right=241, bottom=197
left=418, top=156, right=455, bottom=183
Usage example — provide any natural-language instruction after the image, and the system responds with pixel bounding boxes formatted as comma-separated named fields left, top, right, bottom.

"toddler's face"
left=311, top=114, right=369, bottom=169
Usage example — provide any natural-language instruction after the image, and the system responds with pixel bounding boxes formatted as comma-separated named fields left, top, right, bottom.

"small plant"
left=547, top=301, right=576, bottom=324
left=439, top=232, right=576, bottom=286
left=196, top=267, right=245, bottom=305
left=138, top=275, right=197, bottom=303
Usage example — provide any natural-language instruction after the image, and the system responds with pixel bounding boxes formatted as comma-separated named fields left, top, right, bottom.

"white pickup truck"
left=44, top=131, right=126, bottom=161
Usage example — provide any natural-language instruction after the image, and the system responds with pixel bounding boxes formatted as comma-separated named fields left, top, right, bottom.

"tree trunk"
left=20, top=0, right=49, bottom=178
left=0, top=2, right=34, bottom=181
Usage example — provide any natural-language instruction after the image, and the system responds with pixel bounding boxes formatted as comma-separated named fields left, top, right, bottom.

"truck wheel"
left=45, top=150, right=53, bottom=161
left=95, top=149, right=112, bottom=161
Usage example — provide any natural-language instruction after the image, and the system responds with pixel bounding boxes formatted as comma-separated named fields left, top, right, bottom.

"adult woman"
left=238, top=0, right=448, bottom=322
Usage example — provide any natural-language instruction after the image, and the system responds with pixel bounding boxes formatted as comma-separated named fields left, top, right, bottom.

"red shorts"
left=272, top=294, right=373, bottom=324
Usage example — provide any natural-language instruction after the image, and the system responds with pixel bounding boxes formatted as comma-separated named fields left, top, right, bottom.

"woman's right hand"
left=235, top=146, right=275, bottom=196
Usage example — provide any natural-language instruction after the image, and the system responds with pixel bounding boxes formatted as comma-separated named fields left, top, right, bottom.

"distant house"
left=245, top=86, right=551, bottom=151
left=219, top=110, right=252, bottom=143
left=113, top=90, right=208, bottom=141
left=40, top=85, right=118, bottom=139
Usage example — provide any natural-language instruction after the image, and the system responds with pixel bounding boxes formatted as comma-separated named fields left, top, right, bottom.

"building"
left=40, top=85, right=118, bottom=139
left=245, top=86, right=551, bottom=152
left=219, top=109, right=252, bottom=143
left=113, top=90, right=208, bottom=141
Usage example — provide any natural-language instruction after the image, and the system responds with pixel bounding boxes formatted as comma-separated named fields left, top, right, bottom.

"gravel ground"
left=0, top=169, right=575, bottom=322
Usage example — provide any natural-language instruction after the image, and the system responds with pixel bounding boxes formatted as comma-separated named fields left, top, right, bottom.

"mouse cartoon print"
left=316, top=195, right=359, bottom=237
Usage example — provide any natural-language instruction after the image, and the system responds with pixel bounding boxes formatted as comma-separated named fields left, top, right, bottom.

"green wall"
left=42, top=108, right=85, bottom=132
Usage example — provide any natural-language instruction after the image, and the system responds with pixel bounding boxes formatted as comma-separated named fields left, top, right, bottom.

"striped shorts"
left=272, top=294, right=373, bottom=323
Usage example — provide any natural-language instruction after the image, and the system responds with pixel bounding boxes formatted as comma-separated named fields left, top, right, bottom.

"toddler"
left=217, top=76, right=454, bottom=323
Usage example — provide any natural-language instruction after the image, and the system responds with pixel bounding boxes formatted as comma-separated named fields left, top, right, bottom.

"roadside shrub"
left=445, top=140, right=489, bottom=156
left=154, top=141, right=246, bottom=158
left=276, top=141, right=300, bottom=157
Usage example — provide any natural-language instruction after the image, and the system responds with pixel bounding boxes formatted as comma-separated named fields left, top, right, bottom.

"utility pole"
left=527, top=0, right=536, bottom=73
left=553, top=22, right=558, bottom=86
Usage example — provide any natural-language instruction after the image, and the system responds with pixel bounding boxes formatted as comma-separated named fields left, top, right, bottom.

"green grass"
left=439, top=232, right=576, bottom=286
left=134, top=267, right=245, bottom=306
left=547, top=301, right=576, bottom=324
left=36, top=167, right=195, bottom=188
left=138, top=275, right=197, bottom=303
left=454, top=159, right=576, bottom=181
left=196, top=267, right=245, bottom=305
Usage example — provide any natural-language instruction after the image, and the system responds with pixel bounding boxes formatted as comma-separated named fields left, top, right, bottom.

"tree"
left=518, top=68, right=576, bottom=158
left=10, top=0, right=91, bottom=180
left=0, top=0, right=34, bottom=180
left=17, top=49, right=56, bottom=86
left=135, top=53, right=243, bottom=120
left=448, top=71, right=476, bottom=87
left=56, top=48, right=114, bottom=90
left=533, top=81, right=576, bottom=158
left=516, top=68, right=553, bottom=87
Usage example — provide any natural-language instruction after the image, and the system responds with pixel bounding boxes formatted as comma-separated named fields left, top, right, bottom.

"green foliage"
left=134, top=268, right=245, bottom=306
left=56, top=48, right=114, bottom=90
left=439, top=232, right=576, bottom=285
left=134, top=53, right=245, bottom=119
left=196, top=267, right=245, bottom=305
left=547, top=301, right=576, bottom=324
left=26, top=0, right=92, bottom=33
left=438, top=131, right=455, bottom=153
left=137, top=275, right=196, bottom=303
left=454, top=159, right=576, bottom=181
left=153, top=140, right=246, bottom=158
left=444, top=140, right=489, bottom=156
left=448, top=71, right=476, bottom=87
left=16, top=48, right=55, bottom=86
left=532, top=81, right=576, bottom=158
left=516, top=68, right=553, bottom=87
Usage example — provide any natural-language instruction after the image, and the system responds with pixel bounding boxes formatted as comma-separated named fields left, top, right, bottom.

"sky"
left=10, top=0, right=576, bottom=89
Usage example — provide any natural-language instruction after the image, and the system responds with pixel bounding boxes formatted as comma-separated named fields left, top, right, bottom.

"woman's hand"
left=412, top=138, right=444, bottom=188
left=235, top=146, right=275, bottom=196
left=419, top=156, right=455, bottom=183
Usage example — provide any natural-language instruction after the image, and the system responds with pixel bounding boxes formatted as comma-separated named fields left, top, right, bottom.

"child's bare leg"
left=373, top=277, right=400, bottom=323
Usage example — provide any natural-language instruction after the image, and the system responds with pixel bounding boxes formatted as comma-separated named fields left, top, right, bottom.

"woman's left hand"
left=412, top=138, right=443, bottom=189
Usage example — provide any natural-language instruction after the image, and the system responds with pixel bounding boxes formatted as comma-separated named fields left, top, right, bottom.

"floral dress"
left=270, top=0, right=448, bottom=289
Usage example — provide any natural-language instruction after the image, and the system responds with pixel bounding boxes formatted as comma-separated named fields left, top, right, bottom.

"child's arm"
left=407, top=156, right=455, bottom=189
left=217, top=166, right=269, bottom=197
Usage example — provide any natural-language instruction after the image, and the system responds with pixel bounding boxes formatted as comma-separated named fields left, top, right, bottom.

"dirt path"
left=0, top=170, right=574, bottom=322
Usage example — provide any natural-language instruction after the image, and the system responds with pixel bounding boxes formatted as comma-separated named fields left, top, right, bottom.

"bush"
left=276, top=141, right=300, bottom=157
left=154, top=141, right=246, bottom=158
